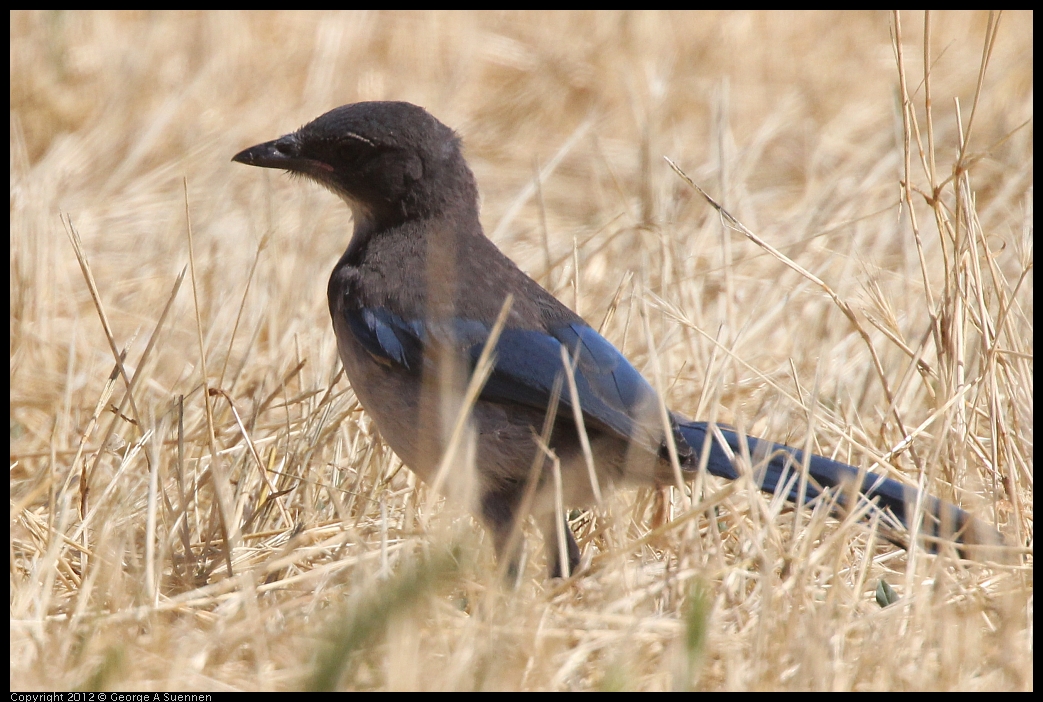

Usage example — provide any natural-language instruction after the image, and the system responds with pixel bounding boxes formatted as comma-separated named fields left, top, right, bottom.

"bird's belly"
left=332, top=317, right=432, bottom=475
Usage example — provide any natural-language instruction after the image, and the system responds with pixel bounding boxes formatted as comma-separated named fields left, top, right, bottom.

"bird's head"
left=233, top=101, right=478, bottom=235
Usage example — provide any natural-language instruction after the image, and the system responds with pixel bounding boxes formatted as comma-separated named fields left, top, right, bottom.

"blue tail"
left=674, top=419, right=1005, bottom=558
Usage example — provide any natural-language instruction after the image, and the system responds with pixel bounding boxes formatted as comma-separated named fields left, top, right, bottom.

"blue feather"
left=341, top=306, right=657, bottom=441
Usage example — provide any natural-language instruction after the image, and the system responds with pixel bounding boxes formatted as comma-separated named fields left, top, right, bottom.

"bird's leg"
left=537, top=511, right=581, bottom=579
left=480, top=487, right=529, bottom=583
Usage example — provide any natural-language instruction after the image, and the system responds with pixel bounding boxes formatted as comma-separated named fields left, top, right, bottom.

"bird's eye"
left=323, top=140, right=366, bottom=166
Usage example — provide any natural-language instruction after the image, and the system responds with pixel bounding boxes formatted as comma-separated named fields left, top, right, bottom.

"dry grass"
left=10, top=10, right=1032, bottom=691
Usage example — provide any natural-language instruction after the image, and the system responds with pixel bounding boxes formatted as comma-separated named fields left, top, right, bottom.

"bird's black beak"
left=233, top=133, right=336, bottom=179
left=232, top=134, right=299, bottom=169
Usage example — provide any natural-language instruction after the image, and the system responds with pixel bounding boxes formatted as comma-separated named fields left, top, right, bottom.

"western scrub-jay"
left=233, top=101, right=1005, bottom=578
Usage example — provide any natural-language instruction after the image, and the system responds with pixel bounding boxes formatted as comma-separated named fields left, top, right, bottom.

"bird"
left=232, top=101, right=1006, bottom=578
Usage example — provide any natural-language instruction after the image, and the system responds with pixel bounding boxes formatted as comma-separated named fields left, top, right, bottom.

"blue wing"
left=342, top=306, right=659, bottom=442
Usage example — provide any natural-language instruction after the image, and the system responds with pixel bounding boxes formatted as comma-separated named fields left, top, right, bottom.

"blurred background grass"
left=10, top=11, right=1032, bottom=691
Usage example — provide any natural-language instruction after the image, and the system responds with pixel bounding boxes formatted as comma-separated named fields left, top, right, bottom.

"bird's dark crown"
left=297, top=101, right=459, bottom=155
